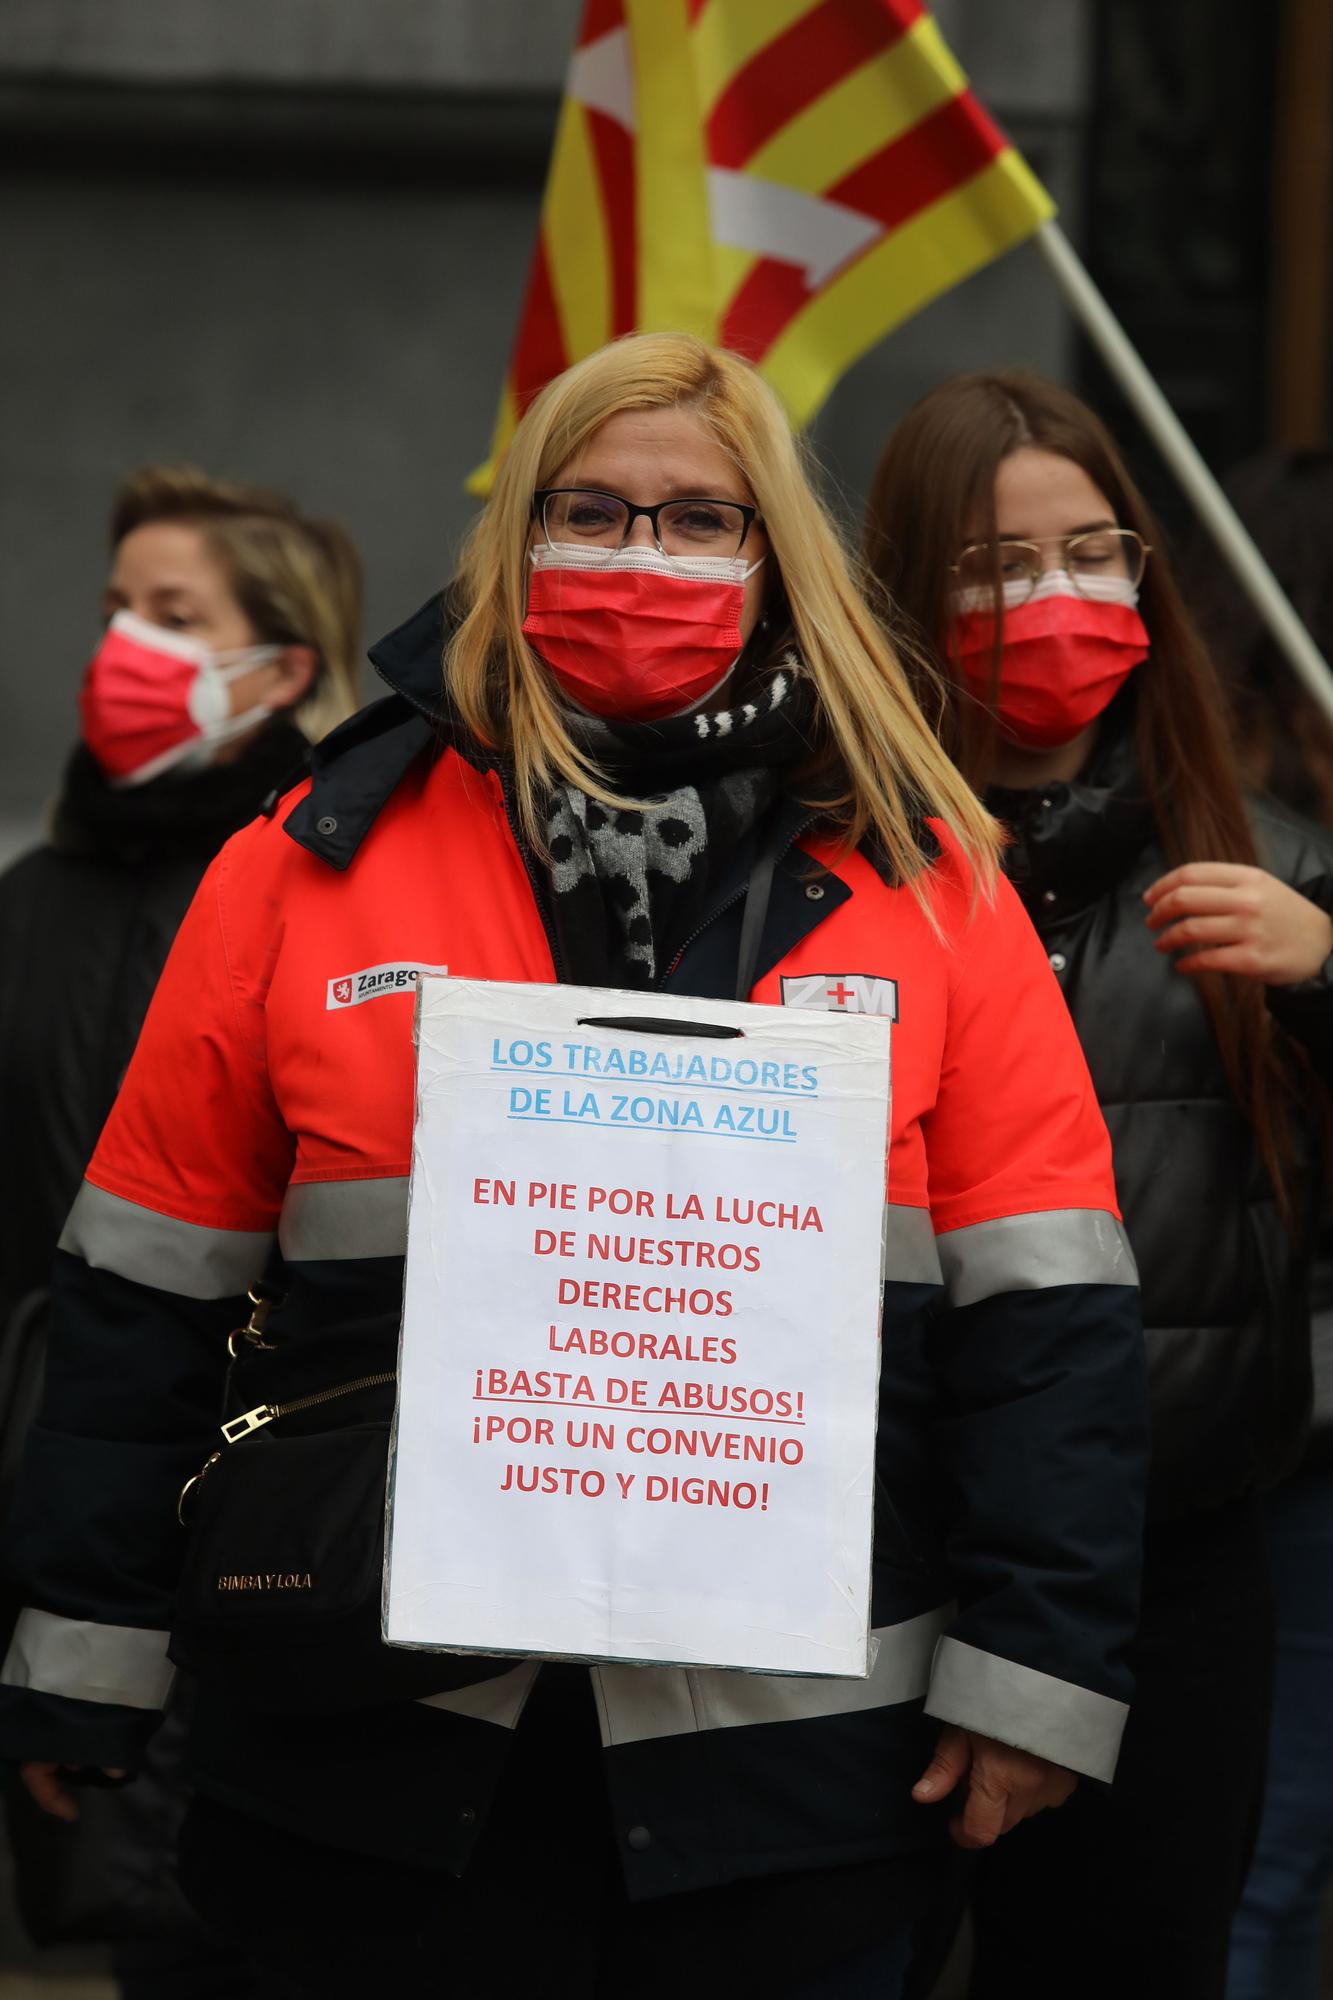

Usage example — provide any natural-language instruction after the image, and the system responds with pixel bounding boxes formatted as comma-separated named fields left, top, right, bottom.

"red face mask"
left=522, top=544, right=761, bottom=721
left=951, top=571, right=1150, bottom=750
left=80, top=610, right=280, bottom=785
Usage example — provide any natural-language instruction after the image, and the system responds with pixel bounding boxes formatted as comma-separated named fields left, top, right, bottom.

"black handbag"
left=169, top=1292, right=501, bottom=1713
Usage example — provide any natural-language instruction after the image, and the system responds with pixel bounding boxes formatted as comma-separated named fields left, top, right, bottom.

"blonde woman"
left=1, top=462, right=361, bottom=1328
left=0, top=464, right=360, bottom=1990
left=1, top=338, right=1144, bottom=1999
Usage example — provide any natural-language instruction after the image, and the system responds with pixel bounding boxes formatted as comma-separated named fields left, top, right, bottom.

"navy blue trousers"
left=1226, top=1466, right=1333, bottom=1999
left=179, top=1666, right=962, bottom=1999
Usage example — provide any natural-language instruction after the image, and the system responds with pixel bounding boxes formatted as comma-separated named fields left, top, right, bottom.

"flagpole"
left=1035, top=218, right=1333, bottom=731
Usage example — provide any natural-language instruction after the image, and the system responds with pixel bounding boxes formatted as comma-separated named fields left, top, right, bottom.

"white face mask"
left=529, top=542, right=766, bottom=585
left=79, top=608, right=284, bottom=787
left=176, top=643, right=284, bottom=772
left=951, top=566, right=1142, bottom=617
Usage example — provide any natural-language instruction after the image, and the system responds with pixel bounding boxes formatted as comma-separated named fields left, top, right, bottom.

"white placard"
left=384, top=978, right=890, bottom=1678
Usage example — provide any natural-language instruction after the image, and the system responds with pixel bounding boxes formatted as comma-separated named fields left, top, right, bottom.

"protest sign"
left=384, top=978, right=890, bottom=1677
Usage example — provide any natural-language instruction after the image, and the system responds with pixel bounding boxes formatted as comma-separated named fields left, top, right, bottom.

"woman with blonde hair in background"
left=865, top=372, right=1333, bottom=2000
left=2, top=337, right=1145, bottom=1998
left=0, top=464, right=360, bottom=1997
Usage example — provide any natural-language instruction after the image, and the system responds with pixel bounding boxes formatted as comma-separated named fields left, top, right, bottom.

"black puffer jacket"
left=0, top=724, right=307, bottom=1952
left=0, top=728, right=309, bottom=1593
left=0, top=727, right=309, bottom=1332
left=991, top=707, right=1333, bottom=1522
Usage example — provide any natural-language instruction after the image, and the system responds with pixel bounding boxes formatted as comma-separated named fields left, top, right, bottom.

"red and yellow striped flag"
left=470, top=0, right=1053, bottom=490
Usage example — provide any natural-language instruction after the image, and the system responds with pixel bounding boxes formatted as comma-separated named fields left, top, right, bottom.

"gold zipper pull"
left=221, top=1404, right=276, bottom=1444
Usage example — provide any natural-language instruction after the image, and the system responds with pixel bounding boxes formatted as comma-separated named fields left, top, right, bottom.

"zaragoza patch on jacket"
left=326, top=962, right=449, bottom=1009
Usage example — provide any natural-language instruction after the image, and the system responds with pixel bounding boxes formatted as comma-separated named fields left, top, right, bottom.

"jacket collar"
left=366, top=591, right=453, bottom=722
left=987, top=692, right=1155, bottom=916
left=283, top=595, right=462, bottom=870
left=54, top=721, right=309, bottom=865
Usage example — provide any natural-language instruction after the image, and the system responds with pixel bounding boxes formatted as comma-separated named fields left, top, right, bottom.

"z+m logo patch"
left=780, top=973, right=899, bottom=1020
left=326, top=962, right=449, bottom=1010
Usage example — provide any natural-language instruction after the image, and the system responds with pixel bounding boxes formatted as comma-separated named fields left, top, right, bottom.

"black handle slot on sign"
left=575, top=1016, right=744, bottom=1040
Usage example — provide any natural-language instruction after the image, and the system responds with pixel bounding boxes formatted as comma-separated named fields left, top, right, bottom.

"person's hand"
left=1144, top=864, right=1333, bottom=985
left=20, top=1760, right=126, bottom=1823
left=911, top=1725, right=1076, bottom=1849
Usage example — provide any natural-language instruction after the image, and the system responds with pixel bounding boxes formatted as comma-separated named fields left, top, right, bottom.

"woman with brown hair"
left=865, top=372, right=1333, bottom=2000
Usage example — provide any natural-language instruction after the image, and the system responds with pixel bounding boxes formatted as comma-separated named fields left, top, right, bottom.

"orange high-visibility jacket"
left=0, top=600, right=1145, bottom=1895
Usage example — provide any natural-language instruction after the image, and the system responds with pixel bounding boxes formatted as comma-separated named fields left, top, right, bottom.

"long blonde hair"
left=448, top=332, right=999, bottom=895
left=111, top=465, right=362, bottom=741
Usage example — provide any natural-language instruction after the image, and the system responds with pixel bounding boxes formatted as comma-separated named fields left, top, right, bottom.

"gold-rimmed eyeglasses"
left=952, top=529, right=1150, bottom=606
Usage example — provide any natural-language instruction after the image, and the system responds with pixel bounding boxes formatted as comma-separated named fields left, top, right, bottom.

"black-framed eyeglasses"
left=533, top=487, right=758, bottom=561
left=951, top=528, right=1150, bottom=606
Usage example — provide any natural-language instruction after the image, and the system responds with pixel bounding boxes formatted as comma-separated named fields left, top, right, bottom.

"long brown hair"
left=864, top=367, right=1300, bottom=1206
left=1200, top=449, right=1333, bottom=822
